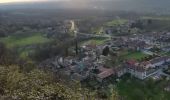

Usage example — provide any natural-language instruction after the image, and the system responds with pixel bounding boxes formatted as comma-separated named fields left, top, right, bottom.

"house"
left=140, top=61, right=154, bottom=69
left=71, top=73, right=87, bottom=82
left=125, top=60, right=158, bottom=80
left=96, top=66, right=115, bottom=82
left=123, top=56, right=170, bottom=80
left=126, top=40, right=147, bottom=51
left=150, top=56, right=170, bottom=67
left=125, top=60, right=147, bottom=79
left=115, top=66, right=127, bottom=77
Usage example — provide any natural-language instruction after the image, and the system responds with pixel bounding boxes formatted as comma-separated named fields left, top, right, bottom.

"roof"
left=126, top=60, right=137, bottom=66
left=97, top=68, right=115, bottom=79
left=84, top=44, right=96, bottom=49
left=126, top=60, right=145, bottom=72
left=150, top=56, right=168, bottom=64
left=114, top=66, right=126, bottom=72
left=71, top=73, right=85, bottom=81
left=140, top=61, right=150, bottom=66
left=127, top=64, right=145, bottom=72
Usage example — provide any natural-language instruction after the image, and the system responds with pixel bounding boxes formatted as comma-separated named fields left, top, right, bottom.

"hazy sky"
left=0, top=0, right=61, bottom=3
left=0, top=0, right=115, bottom=3
left=0, top=0, right=36, bottom=3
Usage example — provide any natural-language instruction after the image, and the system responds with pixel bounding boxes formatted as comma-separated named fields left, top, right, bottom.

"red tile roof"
left=140, top=61, right=150, bottom=66
left=126, top=60, right=137, bottom=65
left=97, top=68, right=115, bottom=79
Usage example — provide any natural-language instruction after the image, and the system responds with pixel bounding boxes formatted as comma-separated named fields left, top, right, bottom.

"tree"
left=147, top=19, right=153, bottom=25
left=109, top=85, right=119, bottom=100
left=0, top=42, right=18, bottom=65
left=130, top=20, right=144, bottom=29
left=102, top=46, right=110, bottom=56
left=132, top=89, right=145, bottom=100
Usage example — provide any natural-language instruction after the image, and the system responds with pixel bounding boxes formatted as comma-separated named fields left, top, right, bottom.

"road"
left=70, top=20, right=75, bottom=31
left=70, top=20, right=111, bottom=38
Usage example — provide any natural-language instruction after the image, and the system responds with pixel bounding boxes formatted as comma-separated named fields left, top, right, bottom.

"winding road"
left=70, top=20, right=111, bottom=38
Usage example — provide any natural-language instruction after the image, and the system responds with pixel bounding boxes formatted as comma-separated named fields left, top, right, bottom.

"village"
left=39, top=26, right=170, bottom=94
left=1, top=0, right=170, bottom=99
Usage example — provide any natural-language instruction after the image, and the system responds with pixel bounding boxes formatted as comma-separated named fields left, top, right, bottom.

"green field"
left=117, top=75, right=170, bottom=100
left=0, top=33, right=50, bottom=48
left=81, top=38, right=109, bottom=46
left=106, top=19, right=128, bottom=27
left=0, top=33, right=51, bottom=59
left=122, top=51, right=149, bottom=60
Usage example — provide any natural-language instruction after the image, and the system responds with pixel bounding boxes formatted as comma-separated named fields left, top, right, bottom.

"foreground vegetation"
left=117, top=74, right=170, bottom=100
left=0, top=65, right=82, bottom=100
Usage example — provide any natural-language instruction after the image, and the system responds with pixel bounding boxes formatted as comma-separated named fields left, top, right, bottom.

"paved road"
left=70, top=20, right=111, bottom=39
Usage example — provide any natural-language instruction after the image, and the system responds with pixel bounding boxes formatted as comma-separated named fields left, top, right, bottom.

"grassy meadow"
left=0, top=33, right=51, bottom=59
left=81, top=38, right=109, bottom=46
left=0, top=33, right=50, bottom=48
left=123, top=51, right=149, bottom=60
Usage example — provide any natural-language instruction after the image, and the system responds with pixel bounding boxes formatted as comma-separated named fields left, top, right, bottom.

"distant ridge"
left=0, top=0, right=170, bottom=14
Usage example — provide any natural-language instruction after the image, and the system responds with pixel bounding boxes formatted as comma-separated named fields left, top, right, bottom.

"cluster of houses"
left=86, top=32, right=170, bottom=81
left=39, top=31, right=170, bottom=83
left=111, top=36, right=150, bottom=51
left=110, top=32, right=170, bottom=58
left=134, top=32, right=170, bottom=49
left=94, top=56, right=170, bottom=82
left=125, top=56, right=170, bottom=79
left=39, top=42, right=170, bottom=83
